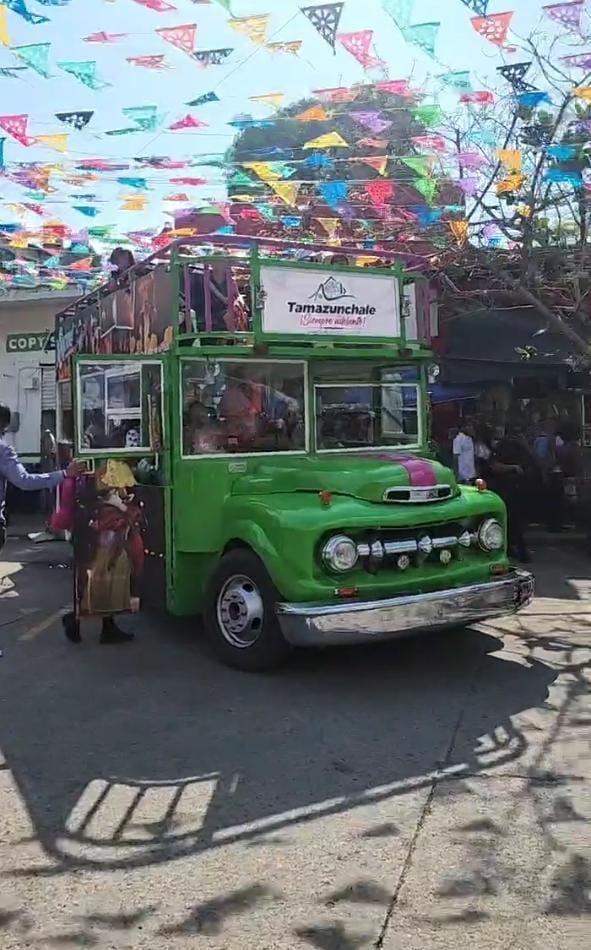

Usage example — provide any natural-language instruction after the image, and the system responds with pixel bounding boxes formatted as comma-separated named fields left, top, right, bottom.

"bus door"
left=71, top=355, right=169, bottom=619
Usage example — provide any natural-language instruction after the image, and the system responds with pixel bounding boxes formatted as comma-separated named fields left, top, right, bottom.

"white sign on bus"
left=260, top=266, right=401, bottom=339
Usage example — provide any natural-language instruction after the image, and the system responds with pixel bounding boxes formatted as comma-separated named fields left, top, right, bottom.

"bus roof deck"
left=55, top=236, right=436, bottom=365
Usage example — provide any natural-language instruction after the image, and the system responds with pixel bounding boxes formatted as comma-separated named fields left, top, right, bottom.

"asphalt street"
left=0, top=530, right=589, bottom=949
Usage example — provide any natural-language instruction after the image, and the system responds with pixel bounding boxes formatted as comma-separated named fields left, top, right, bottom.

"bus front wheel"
left=204, top=550, right=292, bottom=671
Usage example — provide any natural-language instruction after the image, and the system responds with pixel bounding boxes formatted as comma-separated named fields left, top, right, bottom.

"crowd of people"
left=451, top=418, right=583, bottom=562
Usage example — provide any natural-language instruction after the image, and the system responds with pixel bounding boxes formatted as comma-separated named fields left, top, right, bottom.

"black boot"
left=62, top=611, right=81, bottom=644
left=100, top=616, right=135, bottom=645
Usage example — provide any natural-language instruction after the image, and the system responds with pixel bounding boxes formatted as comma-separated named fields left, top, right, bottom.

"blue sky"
left=0, top=0, right=563, bottom=236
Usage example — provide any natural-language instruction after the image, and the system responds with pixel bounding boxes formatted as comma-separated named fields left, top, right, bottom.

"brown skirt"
left=81, top=546, right=131, bottom=616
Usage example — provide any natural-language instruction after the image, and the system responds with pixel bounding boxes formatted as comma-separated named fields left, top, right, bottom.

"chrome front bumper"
left=276, top=570, right=534, bottom=648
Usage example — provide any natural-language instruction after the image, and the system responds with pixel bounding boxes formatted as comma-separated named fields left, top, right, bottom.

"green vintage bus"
left=55, top=237, right=533, bottom=670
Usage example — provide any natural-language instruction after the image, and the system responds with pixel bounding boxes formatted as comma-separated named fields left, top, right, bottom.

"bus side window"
left=76, top=360, right=164, bottom=454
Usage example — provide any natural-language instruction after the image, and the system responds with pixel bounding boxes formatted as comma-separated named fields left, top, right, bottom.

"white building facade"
left=0, top=288, right=78, bottom=461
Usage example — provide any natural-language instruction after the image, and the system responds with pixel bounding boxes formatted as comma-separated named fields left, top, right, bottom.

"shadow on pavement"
left=0, top=600, right=561, bottom=876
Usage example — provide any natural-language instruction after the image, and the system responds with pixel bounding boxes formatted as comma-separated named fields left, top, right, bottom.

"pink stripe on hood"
left=362, top=452, right=438, bottom=487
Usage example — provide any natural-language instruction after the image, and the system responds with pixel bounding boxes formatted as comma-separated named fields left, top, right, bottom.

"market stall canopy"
left=440, top=307, right=579, bottom=383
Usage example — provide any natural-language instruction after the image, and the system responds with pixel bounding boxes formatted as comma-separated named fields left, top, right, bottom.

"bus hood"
left=231, top=452, right=459, bottom=505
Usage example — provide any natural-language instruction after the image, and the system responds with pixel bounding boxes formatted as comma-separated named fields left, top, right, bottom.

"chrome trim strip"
left=383, top=484, right=454, bottom=503
left=276, top=571, right=534, bottom=647
left=383, top=539, right=419, bottom=555
left=431, top=536, right=459, bottom=550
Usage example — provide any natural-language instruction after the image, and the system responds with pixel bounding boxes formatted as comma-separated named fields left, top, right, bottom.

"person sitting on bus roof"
left=189, top=262, right=249, bottom=333
left=109, top=247, right=135, bottom=284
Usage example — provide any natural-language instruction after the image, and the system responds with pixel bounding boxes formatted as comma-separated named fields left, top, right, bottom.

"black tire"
left=204, top=549, right=292, bottom=671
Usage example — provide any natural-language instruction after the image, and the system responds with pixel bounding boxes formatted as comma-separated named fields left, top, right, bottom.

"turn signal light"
left=335, top=587, right=359, bottom=598
left=319, top=490, right=332, bottom=507
left=476, top=478, right=487, bottom=492
left=490, top=564, right=508, bottom=576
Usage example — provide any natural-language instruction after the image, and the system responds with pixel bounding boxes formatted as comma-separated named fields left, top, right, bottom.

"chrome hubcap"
left=216, top=574, right=264, bottom=648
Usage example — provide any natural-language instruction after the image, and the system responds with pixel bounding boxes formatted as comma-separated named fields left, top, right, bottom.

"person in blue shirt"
left=0, top=403, right=79, bottom=551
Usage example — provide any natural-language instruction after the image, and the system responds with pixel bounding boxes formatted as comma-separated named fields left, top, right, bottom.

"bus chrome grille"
left=355, top=521, right=476, bottom=571
left=383, top=485, right=454, bottom=504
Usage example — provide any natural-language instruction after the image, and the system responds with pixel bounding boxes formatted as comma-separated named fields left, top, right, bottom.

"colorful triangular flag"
left=58, top=60, right=110, bottom=90
left=266, top=40, right=302, bottom=56
left=413, top=104, right=442, bottom=126
left=186, top=91, right=219, bottom=107
left=561, top=52, right=591, bottom=69
left=35, top=133, right=69, bottom=152
left=1, top=0, right=48, bottom=26
left=303, top=131, right=349, bottom=149
left=83, top=32, right=128, bottom=43
left=193, top=47, right=233, bottom=65
left=73, top=206, right=99, bottom=218
left=496, top=61, right=533, bottom=92
left=315, top=216, right=340, bottom=238
left=169, top=114, right=208, bottom=130
left=0, top=7, right=10, bottom=46
left=250, top=92, right=285, bottom=109
left=133, top=0, right=176, bottom=10
left=382, top=1, right=415, bottom=28
left=356, top=156, right=389, bottom=175
left=351, top=111, right=392, bottom=133
left=414, top=177, right=437, bottom=203
left=121, top=196, right=148, bottom=212
left=69, top=257, right=94, bottom=270
left=459, top=0, right=489, bottom=13
left=338, top=30, right=382, bottom=68
left=318, top=180, right=348, bottom=207
left=228, top=15, right=269, bottom=45
left=127, top=54, right=170, bottom=69
left=301, top=4, right=344, bottom=51
left=402, top=22, right=440, bottom=57
left=296, top=104, right=329, bottom=121
left=439, top=70, right=472, bottom=90
left=401, top=155, right=431, bottom=176
left=269, top=181, right=301, bottom=205
left=543, top=1, right=585, bottom=34
left=156, top=23, right=196, bottom=55
left=122, top=105, right=160, bottom=131
left=471, top=12, right=513, bottom=47
left=117, top=177, right=148, bottom=189
left=449, top=220, right=468, bottom=244
left=365, top=180, right=393, bottom=206
left=497, top=148, right=522, bottom=172
left=55, top=111, right=94, bottom=131
left=242, top=161, right=282, bottom=181
left=0, top=114, right=33, bottom=146
left=12, top=43, right=51, bottom=78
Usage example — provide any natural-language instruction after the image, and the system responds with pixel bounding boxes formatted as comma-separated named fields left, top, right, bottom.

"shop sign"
left=260, top=265, right=401, bottom=338
left=6, top=331, right=55, bottom=353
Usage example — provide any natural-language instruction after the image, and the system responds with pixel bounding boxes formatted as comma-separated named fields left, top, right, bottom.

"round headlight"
left=322, top=535, right=359, bottom=573
left=478, top=518, right=504, bottom=552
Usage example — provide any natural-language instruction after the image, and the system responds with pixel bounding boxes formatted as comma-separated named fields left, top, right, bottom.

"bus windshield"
left=313, top=363, right=422, bottom=452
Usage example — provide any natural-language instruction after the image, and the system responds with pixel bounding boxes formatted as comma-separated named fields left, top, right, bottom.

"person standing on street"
left=490, top=427, right=534, bottom=563
left=0, top=403, right=80, bottom=552
left=453, top=421, right=476, bottom=484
